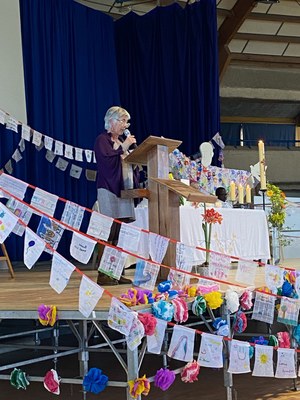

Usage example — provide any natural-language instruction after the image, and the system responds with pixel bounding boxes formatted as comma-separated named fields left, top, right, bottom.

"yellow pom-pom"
left=204, top=291, right=223, bottom=310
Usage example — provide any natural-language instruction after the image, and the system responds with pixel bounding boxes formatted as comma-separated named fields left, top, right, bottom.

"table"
left=132, top=204, right=270, bottom=263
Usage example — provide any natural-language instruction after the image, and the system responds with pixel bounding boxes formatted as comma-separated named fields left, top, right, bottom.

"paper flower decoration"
left=38, top=304, right=57, bottom=326
left=251, top=336, right=268, bottom=346
left=138, top=313, right=157, bottom=336
left=43, top=369, right=60, bottom=395
left=240, top=290, right=253, bottom=310
left=83, top=368, right=108, bottom=394
left=10, top=368, right=30, bottom=390
left=277, top=331, right=290, bottom=348
left=154, top=368, right=175, bottom=391
left=204, top=291, right=223, bottom=310
left=225, top=290, right=239, bottom=314
left=119, top=288, right=153, bottom=307
left=201, top=207, right=223, bottom=264
left=268, top=334, right=279, bottom=347
left=172, top=298, right=188, bottom=323
left=128, top=375, right=150, bottom=398
left=152, top=300, right=174, bottom=321
left=232, top=311, right=247, bottom=333
left=293, top=325, right=300, bottom=345
left=181, top=360, right=200, bottom=383
left=191, top=296, right=206, bottom=316
left=213, top=317, right=229, bottom=336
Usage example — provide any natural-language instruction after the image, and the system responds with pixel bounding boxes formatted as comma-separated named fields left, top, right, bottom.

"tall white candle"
left=230, top=181, right=236, bottom=201
left=258, top=140, right=265, bottom=162
left=238, top=184, right=244, bottom=204
left=246, top=184, right=251, bottom=203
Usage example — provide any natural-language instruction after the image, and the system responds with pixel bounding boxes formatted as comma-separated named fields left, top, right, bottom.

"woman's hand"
left=122, top=135, right=136, bottom=151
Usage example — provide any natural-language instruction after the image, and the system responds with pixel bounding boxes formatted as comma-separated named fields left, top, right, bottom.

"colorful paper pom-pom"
left=268, top=335, right=279, bottom=347
left=83, top=368, right=108, bottom=394
left=138, top=313, right=157, bottom=336
left=158, top=280, right=172, bottom=293
left=10, top=368, right=30, bottom=390
left=181, top=360, right=200, bottom=383
left=213, top=317, right=229, bottom=336
left=38, top=304, right=57, bottom=326
left=240, top=290, right=253, bottom=310
left=172, top=298, right=188, bottom=323
left=152, top=300, right=174, bottom=321
left=277, top=331, right=290, bottom=348
left=293, top=325, right=300, bottom=345
left=232, top=311, right=247, bottom=333
left=192, top=296, right=206, bottom=316
left=225, top=290, right=239, bottom=314
left=204, top=291, right=223, bottom=310
left=154, top=368, right=175, bottom=391
left=43, top=369, right=60, bottom=395
left=128, top=375, right=150, bottom=398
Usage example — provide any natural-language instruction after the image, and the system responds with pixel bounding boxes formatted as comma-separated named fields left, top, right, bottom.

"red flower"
left=202, top=208, right=223, bottom=224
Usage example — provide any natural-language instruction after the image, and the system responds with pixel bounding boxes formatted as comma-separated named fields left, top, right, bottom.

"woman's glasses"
left=116, top=118, right=130, bottom=127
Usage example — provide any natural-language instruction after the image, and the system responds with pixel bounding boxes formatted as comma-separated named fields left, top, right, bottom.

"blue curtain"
left=19, top=0, right=119, bottom=207
left=243, top=123, right=295, bottom=147
left=220, top=123, right=241, bottom=146
left=114, top=1, right=220, bottom=157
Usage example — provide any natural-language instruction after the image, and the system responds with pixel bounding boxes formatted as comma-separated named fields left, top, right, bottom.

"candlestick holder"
left=261, top=189, right=267, bottom=211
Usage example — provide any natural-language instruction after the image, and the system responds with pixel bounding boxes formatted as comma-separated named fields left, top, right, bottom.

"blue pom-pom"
left=83, top=368, right=108, bottom=394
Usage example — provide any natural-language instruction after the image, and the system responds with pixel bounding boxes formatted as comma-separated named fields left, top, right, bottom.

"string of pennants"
left=1, top=172, right=300, bottom=377
left=0, top=108, right=97, bottom=181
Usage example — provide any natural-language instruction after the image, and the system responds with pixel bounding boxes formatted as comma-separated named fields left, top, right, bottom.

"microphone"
left=123, top=129, right=137, bottom=149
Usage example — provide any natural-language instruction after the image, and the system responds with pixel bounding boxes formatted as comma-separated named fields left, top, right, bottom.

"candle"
left=258, top=140, right=265, bottom=162
left=229, top=181, right=236, bottom=201
left=246, top=184, right=251, bottom=203
left=260, top=162, right=267, bottom=190
left=258, top=140, right=267, bottom=190
left=238, top=184, right=244, bottom=204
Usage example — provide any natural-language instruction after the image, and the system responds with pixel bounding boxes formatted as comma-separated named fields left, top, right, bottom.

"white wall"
left=0, top=0, right=26, bottom=122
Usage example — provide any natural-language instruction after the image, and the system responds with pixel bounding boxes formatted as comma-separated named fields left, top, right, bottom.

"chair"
left=0, top=243, right=15, bottom=278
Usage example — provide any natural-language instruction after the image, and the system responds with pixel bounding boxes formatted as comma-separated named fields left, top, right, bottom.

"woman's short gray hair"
left=104, top=106, right=130, bottom=130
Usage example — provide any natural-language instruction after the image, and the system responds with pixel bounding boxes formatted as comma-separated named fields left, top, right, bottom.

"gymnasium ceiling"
left=76, top=0, right=300, bottom=124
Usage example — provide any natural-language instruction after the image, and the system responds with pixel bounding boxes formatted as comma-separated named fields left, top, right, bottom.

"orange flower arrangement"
left=202, top=207, right=223, bottom=265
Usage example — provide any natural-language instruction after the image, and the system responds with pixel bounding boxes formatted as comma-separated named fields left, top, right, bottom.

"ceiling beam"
left=235, top=32, right=300, bottom=44
left=247, top=12, right=300, bottom=24
left=231, top=53, right=300, bottom=65
left=218, top=0, right=256, bottom=81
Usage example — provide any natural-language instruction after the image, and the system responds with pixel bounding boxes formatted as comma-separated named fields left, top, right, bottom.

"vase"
left=271, top=227, right=280, bottom=265
left=196, top=262, right=210, bottom=277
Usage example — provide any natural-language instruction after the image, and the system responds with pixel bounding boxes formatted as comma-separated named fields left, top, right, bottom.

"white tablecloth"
left=132, top=205, right=270, bottom=263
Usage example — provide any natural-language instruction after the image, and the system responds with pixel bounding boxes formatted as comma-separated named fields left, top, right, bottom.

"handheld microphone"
left=124, top=129, right=137, bottom=149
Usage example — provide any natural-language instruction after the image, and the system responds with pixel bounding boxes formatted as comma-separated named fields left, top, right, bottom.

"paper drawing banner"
left=168, top=325, right=195, bottom=362
left=108, top=297, right=135, bottom=336
left=275, top=348, right=297, bottom=378
left=98, top=246, right=127, bottom=280
left=0, top=173, right=28, bottom=200
left=235, top=259, right=257, bottom=285
left=24, top=228, right=46, bottom=269
left=126, top=315, right=145, bottom=351
left=168, top=243, right=195, bottom=288
left=265, top=264, right=284, bottom=293
left=61, top=201, right=85, bottom=230
left=86, top=211, right=113, bottom=241
left=30, top=188, right=58, bottom=216
left=5, top=198, right=32, bottom=236
left=117, top=223, right=141, bottom=253
left=209, top=252, right=231, bottom=281
left=136, top=231, right=149, bottom=259
left=228, top=339, right=251, bottom=374
left=70, top=232, right=97, bottom=264
left=50, top=252, right=75, bottom=294
left=277, top=297, right=300, bottom=326
left=37, top=216, right=64, bottom=252
left=147, top=318, right=167, bottom=354
left=133, top=260, right=160, bottom=291
left=252, top=344, right=274, bottom=377
left=197, top=332, right=223, bottom=368
left=252, top=292, right=275, bottom=324
left=149, top=233, right=169, bottom=264
left=0, top=203, right=19, bottom=243
left=79, top=275, right=104, bottom=318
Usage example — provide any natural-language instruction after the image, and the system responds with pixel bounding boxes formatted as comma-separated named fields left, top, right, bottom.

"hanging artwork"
left=197, top=332, right=223, bottom=368
left=168, top=325, right=195, bottom=362
left=252, top=344, right=274, bottom=377
left=252, top=292, right=275, bottom=324
left=228, top=339, right=251, bottom=374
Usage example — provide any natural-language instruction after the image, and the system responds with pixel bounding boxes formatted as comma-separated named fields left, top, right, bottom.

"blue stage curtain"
left=114, top=1, right=220, bottom=157
left=220, top=123, right=242, bottom=146
left=19, top=0, right=119, bottom=207
left=243, top=123, right=295, bottom=147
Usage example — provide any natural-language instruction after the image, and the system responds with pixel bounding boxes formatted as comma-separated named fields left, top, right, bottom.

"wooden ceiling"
left=76, top=0, right=300, bottom=123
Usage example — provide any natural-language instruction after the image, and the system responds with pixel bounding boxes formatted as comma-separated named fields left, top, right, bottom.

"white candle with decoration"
left=238, top=184, right=244, bottom=204
left=258, top=140, right=267, bottom=190
left=230, top=181, right=236, bottom=201
left=246, top=184, right=251, bottom=203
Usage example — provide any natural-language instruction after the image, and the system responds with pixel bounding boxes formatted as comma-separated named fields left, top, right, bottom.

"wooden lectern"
left=122, top=135, right=217, bottom=278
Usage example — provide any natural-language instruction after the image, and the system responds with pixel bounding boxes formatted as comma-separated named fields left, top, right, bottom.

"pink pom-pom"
left=278, top=331, right=290, bottom=348
left=172, top=298, right=188, bottom=323
left=138, top=313, right=157, bottom=336
left=181, top=360, right=200, bottom=383
left=240, top=290, right=253, bottom=310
